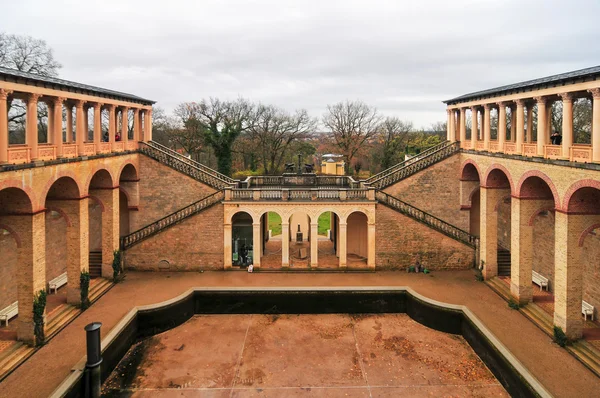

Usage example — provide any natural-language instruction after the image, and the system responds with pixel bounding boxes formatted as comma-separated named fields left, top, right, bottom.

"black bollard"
left=84, top=322, right=102, bottom=398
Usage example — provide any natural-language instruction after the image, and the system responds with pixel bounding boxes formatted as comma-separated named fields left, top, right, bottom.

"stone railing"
left=376, top=191, right=478, bottom=248
left=121, top=191, right=224, bottom=250
left=139, top=142, right=236, bottom=190
left=570, top=145, right=592, bottom=163
left=366, top=141, right=460, bottom=190
left=544, top=145, right=562, bottom=160
left=245, top=174, right=358, bottom=188
left=225, top=187, right=375, bottom=201
left=365, top=141, right=449, bottom=183
left=522, top=143, right=537, bottom=157
left=466, top=141, right=597, bottom=164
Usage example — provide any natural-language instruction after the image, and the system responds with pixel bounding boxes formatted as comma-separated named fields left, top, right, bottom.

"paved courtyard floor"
left=103, top=314, right=507, bottom=397
left=0, top=270, right=599, bottom=397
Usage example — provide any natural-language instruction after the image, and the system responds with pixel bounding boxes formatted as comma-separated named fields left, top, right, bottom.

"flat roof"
left=0, top=66, right=155, bottom=105
left=444, top=65, right=600, bottom=105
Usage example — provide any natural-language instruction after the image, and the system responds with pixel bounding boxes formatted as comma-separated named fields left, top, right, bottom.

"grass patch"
left=317, top=212, right=331, bottom=235
left=268, top=212, right=282, bottom=236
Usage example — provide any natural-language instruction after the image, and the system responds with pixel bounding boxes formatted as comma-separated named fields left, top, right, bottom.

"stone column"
left=526, top=103, right=534, bottom=143
left=15, top=212, right=46, bottom=344
left=144, top=109, right=153, bottom=141
left=446, top=109, right=451, bottom=141
left=479, top=187, right=507, bottom=279
left=339, top=221, right=347, bottom=268
left=449, top=109, right=456, bottom=142
left=310, top=222, right=318, bottom=267
left=47, top=102, right=54, bottom=145
left=95, top=187, right=119, bottom=278
left=121, top=107, right=129, bottom=146
left=459, top=108, right=466, bottom=145
left=53, top=97, right=64, bottom=157
left=510, top=105, right=517, bottom=142
left=66, top=104, right=73, bottom=144
left=93, top=103, right=102, bottom=149
left=367, top=222, right=376, bottom=269
left=546, top=101, right=553, bottom=139
left=133, top=108, right=140, bottom=141
left=282, top=222, right=290, bottom=268
left=535, top=97, right=547, bottom=156
left=26, top=94, right=41, bottom=160
left=497, top=102, right=507, bottom=151
left=515, top=99, right=525, bottom=152
left=108, top=105, right=116, bottom=149
left=483, top=104, right=491, bottom=150
left=0, top=89, right=11, bottom=163
left=470, top=107, right=478, bottom=149
left=224, top=223, right=232, bottom=269
left=560, top=93, right=573, bottom=159
left=252, top=222, right=261, bottom=268
left=589, top=89, right=600, bottom=162
left=75, top=100, right=85, bottom=156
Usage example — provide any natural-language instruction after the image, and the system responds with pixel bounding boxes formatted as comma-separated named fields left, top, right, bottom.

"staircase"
left=121, top=191, right=224, bottom=250
left=365, top=141, right=460, bottom=189
left=0, top=342, right=34, bottom=382
left=497, top=246, right=511, bottom=276
left=376, top=191, right=478, bottom=248
left=89, top=251, right=102, bottom=278
left=139, top=141, right=237, bottom=190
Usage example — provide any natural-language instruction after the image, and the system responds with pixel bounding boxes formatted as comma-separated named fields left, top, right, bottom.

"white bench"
left=49, top=272, right=68, bottom=294
left=583, top=300, right=595, bottom=321
left=0, top=301, right=18, bottom=326
left=532, top=270, right=549, bottom=291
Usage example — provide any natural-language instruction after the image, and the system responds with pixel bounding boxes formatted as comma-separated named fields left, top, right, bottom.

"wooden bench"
left=0, top=301, right=18, bottom=326
left=532, top=270, right=549, bottom=291
left=583, top=300, right=595, bottom=321
left=49, top=272, right=68, bottom=294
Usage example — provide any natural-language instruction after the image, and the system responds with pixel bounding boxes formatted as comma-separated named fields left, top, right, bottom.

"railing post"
left=224, top=187, right=232, bottom=201
left=340, top=190, right=347, bottom=201
left=252, top=190, right=260, bottom=201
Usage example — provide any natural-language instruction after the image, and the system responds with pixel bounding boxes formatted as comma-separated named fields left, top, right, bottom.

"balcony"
left=224, top=187, right=376, bottom=202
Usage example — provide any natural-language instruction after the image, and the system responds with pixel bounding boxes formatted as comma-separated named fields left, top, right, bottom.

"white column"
left=224, top=223, right=232, bottom=269
left=339, top=221, right=347, bottom=268
left=483, top=104, right=491, bottom=150
left=470, top=107, right=478, bottom=149
left=535, top=96, right=547, bottom=156
left=281, top=222, right=289, bottom=268
left=53, top=97, right=64, bottom=157
left=446, top=109, right=451, bottom=141
left=449, top=109, right=456, bottom=142
left=93, top=103, right=102, bottom=150
left=515, top=99, right=525, bottom=153
left=108, top=105, right=116, bottom=150
left=560, top=93, right=573, bottom=159
left=252, top=222, right=261, bottom=268
left=310, top=222, right=318, bottom=267
left=75, top=100, right=85, bottom=156
left=0, top=89, right=11, bottom=163
left=497, top=102, right=506, bottom=151
left=367, top=222, right=375, bottom=269
left=121, top=107, right=129, bottom=147
left=459, top=108, right=466, bottom=145
left=26, top=93, right=41, bottom=160
left=588, top=89, right=600, bottom=162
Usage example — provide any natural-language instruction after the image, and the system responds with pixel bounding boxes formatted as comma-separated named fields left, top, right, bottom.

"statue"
left=304, top=163, right=314, bottom=173
left=284, top=163, right=295, bottom=173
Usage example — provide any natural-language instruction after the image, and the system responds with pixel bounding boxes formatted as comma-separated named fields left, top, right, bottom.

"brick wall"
left=89, top=201, right=102, bottom=251
left=134, top=155, right=217, bottom=230
left=124, top=204, right=224, bottom=271
left=0, top=231, right=17, bottom=309
left=582, top=229, right=600, bottom=313
left=45, top=211, right=67, bottom=285
left=383, top=154, right=469, bottom=231
left=375, top=205, right=475, bottom=270
left=532, top=212, right=555, bottom=288
left=497, top=199, right=512, bottom=249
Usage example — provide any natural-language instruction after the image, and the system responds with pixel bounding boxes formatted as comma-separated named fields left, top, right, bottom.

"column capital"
left=74, top=99, right=85, bottom=109
left=104, top=104, right=116, bottom=111
left=52, top=96, right=66, bottom=105
left=533, top=96, right=547, bottom=105
left=482, top=103, right=492, bottom=110
left=133, top=107, right=140, bottom=114
left=588, top=88, right=600, bottom=99
left=0, top=89, right=13, bottom=100
left=26, top=93, right=42, bottom=103
left=497, top=101, right=510, bottom=108
left=559, top=92, right=574, bottom=102
left=470, top=106, right=479, bottom=112
left=93, top=102, right=103, bottom=110
left=514, top=98, right=526, bottom=106
left=120, top=105, right=129, bottom=111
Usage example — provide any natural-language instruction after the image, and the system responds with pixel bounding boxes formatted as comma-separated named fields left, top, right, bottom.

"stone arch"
left=468, top=186, right=480, bottom=204
left=460, top=159, right=482, bottom=181
left=88, top=195, right=105, bottom=212
left=0, top=223, right=21, bottom=248
left=483, top=164, right=514, bottom=192
left=579, top=223, right=600, bottom=247
left=0, top=186, right=34, bottom=214
left=516, top=170, right=559, bottom=207
left=493, top=194, right=512, bottom=212
left=39, top=171, right=83, bottom=204
left=88, top=169, right=115, bottom=190
left=528, top=207, right=556, bottom=226
left=340, top=207, right=374, bottom=224
left=256, top=208, right=284, bottom=222
left=118, top=162, right=139, bottom=181
left=562, top=179, right=600, bottom=213
left=44, top=207, right=72, bottom=227
left=0, top=180, right=38, bottom=212
left=315, top=208, right=343, bottom=223
left=43, top=176, right=81, bottom=202
left=86, top=167, right=116, bottom=192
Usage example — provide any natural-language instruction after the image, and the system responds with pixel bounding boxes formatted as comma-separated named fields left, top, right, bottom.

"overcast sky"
left=4, top=0, right=600, bottom=128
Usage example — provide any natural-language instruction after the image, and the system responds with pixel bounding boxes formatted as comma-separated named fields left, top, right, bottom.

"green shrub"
left=408, top=266, right=415, bottom=273
left=112, top=250, right=122, bottom=282
left=553, top=326, right=569, bottom=347
left=33, top=290, right=47, bottom=346
left=80, top=272, right=91, bottom=310
left=232, top=169, right=262, bottom=179
left=423, top=268, right=430, bottom=274
left=508, top=300, right=520, bottom=310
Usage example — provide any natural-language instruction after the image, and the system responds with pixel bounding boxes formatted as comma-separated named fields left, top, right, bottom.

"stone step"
left=568, top=341, right=600, bottom=377
left=0, top=342, right=24, bottom=366
left=89, top=278, right=113, bottom=303
left=46, top=305, right=79, bottom=339
left=0, top=343, right=34, bottom=381
left=521, top=305, right=554, bottom=335
left=485, top=278, right=512, bottom=302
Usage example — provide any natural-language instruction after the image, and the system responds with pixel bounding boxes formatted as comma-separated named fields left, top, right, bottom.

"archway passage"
left=347, top=212, right=368, bottom=267
left=88, top=169, right=118, bottom=278
left=288, top=212, right=311, bottom=268
left=317, top=211, right=339, bottom=269
left=460, top=162, right=480, bottom=237
left=261, top=212, right=283, bottom=269
left=231, top=212, right=253, bottom=268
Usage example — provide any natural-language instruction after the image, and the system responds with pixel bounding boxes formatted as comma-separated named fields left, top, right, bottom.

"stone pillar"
left=26, top=94, right=41, bottom=160
left=535, top=97, right=547, bottom=156
left=224, top=223, right=232, bottom=269
left=546, top=101, right=553, bottom=139
left=15, top=212, right=46, bottom=344
left=310, top=222, right=318, bottom=267
left=515, top=99, right=525, bottom=152
left=282, top=222, right=290, bottom=268
left=367, top=222, right=376, bottom=269
left=510, top=105, right=516, bottom=142
left=95, top=187, right=119, bottom=278
left=0, top=89, right=11, bottom=163
left=121, top=107, right=129, bottom=146
left=459, top=108, right=466, bottom=144
left=75, top=100, right=85, bottom=156
left=553, top=212, right=587, bottom=340
left=470, top=107, right=478, bottom=149
left=53, top=97, right=64, bottom=157
left=133, top=108, right=140, bottom=141
left=93, top=103, right=102, bottom=149
left=479, top=187, right=507, bottom=279
left=145, top=109, right=153, bottom=141
left=483, top=104, right=491, bottom=150
left=66, top=104, right=73, bottom=144
left=589, top=89, right=600, bottom=162
left=526, top=103, right=534, bottom=143
left=339, top=221, right=347, bottom=268
left=449, top=109, right=456, bottom=142
left=497, top=103, right=507, bottom=151
left=560, top=93, right=573, bottom=159
left=446, top=109, right=451, bottom=141
left=47, top=102, right=54, bottom=145
left=252, top=222, right=261, bottom=268
left=108, top=105, right=116, bottom=149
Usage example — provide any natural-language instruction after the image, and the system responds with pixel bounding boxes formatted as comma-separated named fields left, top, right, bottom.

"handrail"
left=376, top=191, right=478, bottom=248
left=365, top=141, right=449, bottom=183
left=146, top=141, right=236, bottom=184
left=139, top=142, right=235, bottom=189
left=121, top=191, right=224, bottom=250
left=367, top=141, right=460, bottom=189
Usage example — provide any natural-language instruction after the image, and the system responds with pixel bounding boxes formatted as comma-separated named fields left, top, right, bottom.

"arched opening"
left=347, top=211, right=368, bottom=267
left=88, top=169, right=115, bottom=279
left=581, top=224, right=600, bottom=334
left=119, top=163, right=139, bottom=235
left=0, top=225, right=19, bottom=340
left=261, top=211, right=283, bottom=269
left=317, top=211, right=339, bottom=269
left=470, top=189, right=480, bottom=236
left=231, top=212, right=253, bottom=268
left=288, top=212, right=311, bottom=268
left=460, top=163, right=480, bottom=236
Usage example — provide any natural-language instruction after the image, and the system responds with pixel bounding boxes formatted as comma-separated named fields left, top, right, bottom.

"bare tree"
left=377, top=117, right=413, bottom=170
left=249, top=105, right=316, bottom=174
left=322, top=100, right=381, bottom=173
left=169, top=103, right=206, bottom=159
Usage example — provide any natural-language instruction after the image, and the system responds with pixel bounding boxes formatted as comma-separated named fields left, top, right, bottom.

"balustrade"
left=226, top=187, right=371, bottom=201
left=522, top=143, right=537, bottom=157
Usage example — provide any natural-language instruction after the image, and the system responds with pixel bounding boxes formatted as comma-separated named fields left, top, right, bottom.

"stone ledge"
left=461, top=149, right=600, bottom=171
left=0, top=150, right=139, bottom=173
